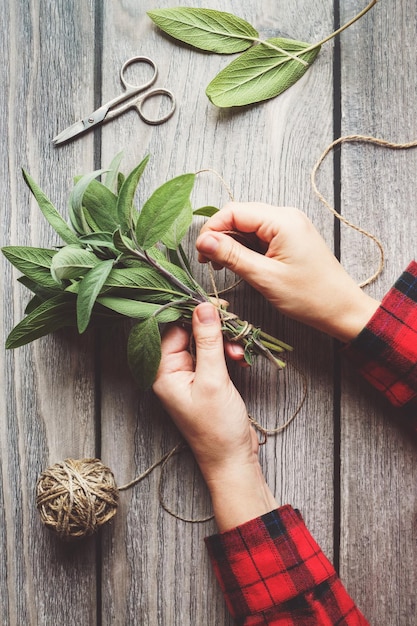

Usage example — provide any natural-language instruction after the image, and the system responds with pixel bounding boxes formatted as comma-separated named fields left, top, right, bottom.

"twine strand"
left=311, top=134, right=417, bottom=287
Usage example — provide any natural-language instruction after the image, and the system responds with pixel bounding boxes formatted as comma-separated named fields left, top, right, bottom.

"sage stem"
left=253, top=38, right=309, bottom=67
left=297, top=0, right=378, bottom=57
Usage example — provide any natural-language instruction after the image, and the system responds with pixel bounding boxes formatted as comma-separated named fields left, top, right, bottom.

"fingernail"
left=197, top=234, right=219, bottom=255
left=196, top=303, right=218, bottom=324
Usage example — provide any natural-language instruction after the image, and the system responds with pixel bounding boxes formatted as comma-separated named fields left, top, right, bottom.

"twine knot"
left=36, top=458, right=118, bottom=540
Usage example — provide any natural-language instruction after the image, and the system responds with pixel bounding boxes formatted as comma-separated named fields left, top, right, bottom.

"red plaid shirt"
left=344, top=260, right=417, bottom=414
left=205, top=262, right=417, bottom=625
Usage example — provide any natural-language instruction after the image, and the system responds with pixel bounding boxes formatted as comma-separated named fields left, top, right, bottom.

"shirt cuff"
left=344, top=260, right=417, bottom=409
left=204, top=505, right=337, bottom=620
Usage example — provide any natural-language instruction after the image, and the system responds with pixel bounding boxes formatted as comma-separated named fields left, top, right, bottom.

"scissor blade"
left=52, top=104, right=110, bottom=145
left=52, top=119, right=91, bottom=145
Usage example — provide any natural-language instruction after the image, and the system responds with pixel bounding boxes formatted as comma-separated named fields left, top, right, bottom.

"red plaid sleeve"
left=344, top=261, right=417, bottom=412
left=205, top=505, right=368, bottom=625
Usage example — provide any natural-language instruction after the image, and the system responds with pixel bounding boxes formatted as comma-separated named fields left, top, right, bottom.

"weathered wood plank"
left=99, top=1, right=336, bottom=624
left=0, top=1, right=98, bottom=624
left=340, top=0, right=417, bottom=623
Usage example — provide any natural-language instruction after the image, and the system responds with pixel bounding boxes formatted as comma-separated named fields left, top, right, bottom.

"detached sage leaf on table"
left=147, top=8, right=258, bottom=53
left=148, top=1, right=378, bottom=107
left=206, top=38, right=321, bottom=107
left=2, top=155, right=292, bottom=391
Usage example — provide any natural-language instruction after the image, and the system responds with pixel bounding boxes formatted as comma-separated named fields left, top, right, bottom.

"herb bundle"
left=2, top=155, right=292, bottom=390
left=148, top=1, right=378, bottom=107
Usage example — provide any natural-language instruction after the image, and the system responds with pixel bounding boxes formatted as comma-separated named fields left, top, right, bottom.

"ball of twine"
left=36, top=458, right=119, bottom=540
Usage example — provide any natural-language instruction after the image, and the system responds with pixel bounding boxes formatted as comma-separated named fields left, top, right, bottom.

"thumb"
left=192, top=303, right=229, bottom=383
left=196, top=231, right=270, bottom=282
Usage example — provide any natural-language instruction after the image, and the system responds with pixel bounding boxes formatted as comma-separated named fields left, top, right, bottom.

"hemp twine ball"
left=36, top=458, right=119, bottom=540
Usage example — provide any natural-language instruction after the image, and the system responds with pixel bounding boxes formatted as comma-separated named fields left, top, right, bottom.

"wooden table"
left=1, top=1, right=417, bottom=624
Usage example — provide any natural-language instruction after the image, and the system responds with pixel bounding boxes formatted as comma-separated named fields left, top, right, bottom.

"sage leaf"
left=51, top=245, right=100, bottom=282
left=206, top=38, right=321, bottom=107
left=161, top=200, right=193, bottom=249
left=97, top=296, right=182, bottom=322
left=78, top=232, right=118, bottom=255
left=112, top=229, right=137, bottom=256
left=104, top=267, right=181, bottom=295
left=77, top=258, right=114, bottom=333
left=18, top=275, right=63, bottom=300
left=116, top=155, right=150, bottom=232
left=147, top=8, right=258, bottom=54
left=147, top=247, right=198, bottom=291
left=5, top=294, right=76, bottom=349
left=78, top=179, right=119, bottom=233
left=2, top=246, right=58, bottom=288
left=193, top=205, right=219, bottom=217
left=69, top=169, right=106, bottom=235
left=24, top=295, right=44, bottom=315
left=127, top=317, right=161, bottom=391
left=22, top=170, right=79, bottom=245
left=104, top=151, right=124, bottom=192
left=136, top=174, right=195, bottom=249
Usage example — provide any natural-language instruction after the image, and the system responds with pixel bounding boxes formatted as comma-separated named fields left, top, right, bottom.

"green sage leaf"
left=104, top=151, right=124, bottom=192
left=5, top=294, right=76, bottom=349
left=18, top=275, right=63, bottom=300
left=136, top=174, right=195, bottom=249
left=206, top=38, right=321, bottom=107
left=147, top=8, right=258, bottom=53
left=22, top=170, right=79, bottom=245
left=116, top=155, right=150, bottom=232
left=69, top=169, right=106, bottom=235
left=51, top=245, right=99, bottom=282
left=96, top=296, right=182, bottom=322
left=112, top=229, right=137, bottom=256
left=76, top=258, right=114, bottom=333
left=78, top=232, right=118, bottom=255
left=2, top=246, right=58, bottom=288
left=161, top=200, right=193, bottom=249
left=147, top=247, right=198, bottom=291
left=104, top=267, right=180, bottom=294
left=127, top=317, right=161, bottom=391
left=193, top=205, right=219, bottom=217
left=78, top=179, right=119, bottom=233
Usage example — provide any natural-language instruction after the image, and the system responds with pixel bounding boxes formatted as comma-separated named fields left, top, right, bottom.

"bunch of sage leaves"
left=2, top=155, right=292, bottom=390
left=148, top=1, right=378, bottom=107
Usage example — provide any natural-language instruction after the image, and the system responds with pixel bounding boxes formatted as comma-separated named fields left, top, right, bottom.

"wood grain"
left=2, top=0, right=416, bottom=624
left=98, top=1, right=335, bottom=624
left=0, top=1, right=98, bottom=624
left=339, top=0, right=417, bottom=623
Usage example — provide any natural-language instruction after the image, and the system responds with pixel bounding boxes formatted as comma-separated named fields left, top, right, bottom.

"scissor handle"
left=104, top=56, right=176, bottom=125
left=120, top=56, right=158, bottom=92
left=136, top=88, right=176, bottom=125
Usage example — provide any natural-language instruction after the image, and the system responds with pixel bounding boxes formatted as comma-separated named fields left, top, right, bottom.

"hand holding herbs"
left=148, top=1, right=378, bottom=107
left=2, top=156, right=291, bottom=390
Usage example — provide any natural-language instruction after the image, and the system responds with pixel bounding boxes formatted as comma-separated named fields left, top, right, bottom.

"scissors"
left=52, top=56, right=176, bottom=145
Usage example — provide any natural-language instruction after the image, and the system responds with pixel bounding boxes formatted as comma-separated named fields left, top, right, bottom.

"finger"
left=157, top=325, right=194, bottom=376
left=192, top=303, right=229, bottom=384
left=199, top=202, right=274, bottom=236
left=225, top=341, right=246, bottom=362
left=196, top=230, right=274, bottom=285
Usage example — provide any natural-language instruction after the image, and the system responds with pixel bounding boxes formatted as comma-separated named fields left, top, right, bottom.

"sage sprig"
left=148, top=1, right=378, bottom=107
left=2, top=156, right=292, bottom=390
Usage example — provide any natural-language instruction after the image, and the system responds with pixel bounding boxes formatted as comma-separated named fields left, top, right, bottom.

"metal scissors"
left=52, top=56, right=176, bottom=145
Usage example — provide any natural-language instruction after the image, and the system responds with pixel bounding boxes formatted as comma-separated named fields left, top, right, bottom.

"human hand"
left=153, top=302, right=278, bottom=530
left=196, top=203, right=380, bottom=343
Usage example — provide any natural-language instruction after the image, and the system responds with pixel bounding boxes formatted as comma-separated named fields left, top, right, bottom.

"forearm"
left=205, top=461, right=278, bottom=532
